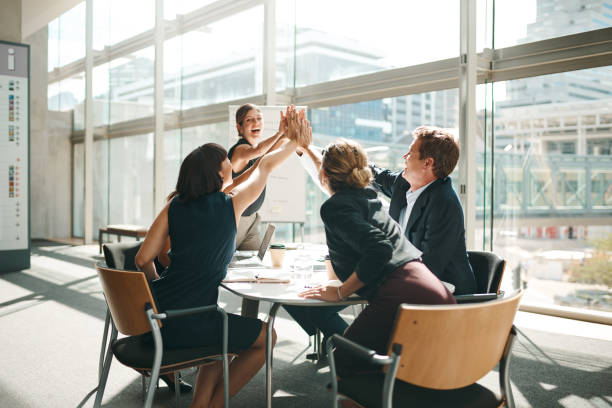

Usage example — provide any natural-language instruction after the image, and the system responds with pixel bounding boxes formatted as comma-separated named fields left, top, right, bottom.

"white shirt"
left=398, top=180, right=435, bottom=232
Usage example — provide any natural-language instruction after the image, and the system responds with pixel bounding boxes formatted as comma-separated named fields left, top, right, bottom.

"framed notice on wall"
left=0, top=41, right=29, bottom=272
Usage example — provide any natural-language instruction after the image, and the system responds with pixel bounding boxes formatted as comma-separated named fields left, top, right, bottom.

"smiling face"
left=402, top=138, right=424, bottom=181
left=237, top=108, right=264, bottom=145
left=401, top=137, right=435, bottom=190
left=219, top=157, right=233, bottom=190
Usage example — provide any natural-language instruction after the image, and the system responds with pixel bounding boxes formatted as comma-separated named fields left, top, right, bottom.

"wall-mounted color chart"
left=0, top=41, right=29, bottom=272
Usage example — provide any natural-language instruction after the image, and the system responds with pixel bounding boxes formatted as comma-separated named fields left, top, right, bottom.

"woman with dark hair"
left=228, top=103, right=287, bottom=250
left=134, top=106, right=310, bottom=408
left=298, top=139, right=456, bottom=375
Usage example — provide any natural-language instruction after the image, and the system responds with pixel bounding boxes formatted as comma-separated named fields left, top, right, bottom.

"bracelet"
left=337, top=286, right=346, bottom=301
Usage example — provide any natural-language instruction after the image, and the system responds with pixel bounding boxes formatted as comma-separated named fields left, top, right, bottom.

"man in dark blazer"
left=370, top=126, right=477, bottom=295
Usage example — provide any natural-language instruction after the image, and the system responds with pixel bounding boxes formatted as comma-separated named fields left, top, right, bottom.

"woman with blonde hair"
left=299, top=139, right=455, bottom=374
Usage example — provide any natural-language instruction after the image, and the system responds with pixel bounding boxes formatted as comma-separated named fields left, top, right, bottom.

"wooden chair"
left=91, top=262, right=236, bottom=408
left=327, top=290, right=523, bottom=408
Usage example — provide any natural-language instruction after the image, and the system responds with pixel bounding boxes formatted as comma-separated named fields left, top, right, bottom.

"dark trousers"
left=335, top=261, right=456, bottom=376
left=283, top=304, right=349, bottom=342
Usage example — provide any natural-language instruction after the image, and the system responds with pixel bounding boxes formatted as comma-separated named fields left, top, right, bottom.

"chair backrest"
left=467, top=250, right=506, bottom=293
left=95, top=262, right=160, bottom=336
left=388, top=290, right=522, bottom=390
left=102, top=241, right=143, bottom=271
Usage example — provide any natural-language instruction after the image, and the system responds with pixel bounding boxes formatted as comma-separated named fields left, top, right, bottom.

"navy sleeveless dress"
left=150, top=192, right=262, bottom=349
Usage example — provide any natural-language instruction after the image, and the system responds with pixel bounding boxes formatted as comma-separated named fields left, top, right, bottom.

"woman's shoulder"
left=321, top=188, right=371, bottom=218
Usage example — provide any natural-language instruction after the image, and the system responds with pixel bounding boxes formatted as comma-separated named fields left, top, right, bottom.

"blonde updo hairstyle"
left=321, top=139, right=372, bottom=193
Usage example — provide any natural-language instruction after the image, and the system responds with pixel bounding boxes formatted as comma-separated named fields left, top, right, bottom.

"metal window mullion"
left=263, top=0, right=277, bottom=106
left=83, top=0, right=94, bottom=243
left=153, top=0, right=165, bottom=215
left=459, top=0, right=477, bottom=249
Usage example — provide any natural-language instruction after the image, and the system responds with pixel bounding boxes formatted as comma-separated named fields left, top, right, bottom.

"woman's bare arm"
left=230, top=110, right=287, bottom=173
left=230, top=107, right=309, bottom=225
left=135, top=203, right=170, bottom=280
left=230, top=138, right=298, bottom=226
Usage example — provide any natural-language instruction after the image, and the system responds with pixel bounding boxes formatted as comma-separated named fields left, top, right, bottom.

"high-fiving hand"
left=285, top=105, right=312, bottom=148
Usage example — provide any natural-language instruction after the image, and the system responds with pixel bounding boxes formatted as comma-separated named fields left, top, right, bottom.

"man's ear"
left=424, top=157, right=434, bottom=169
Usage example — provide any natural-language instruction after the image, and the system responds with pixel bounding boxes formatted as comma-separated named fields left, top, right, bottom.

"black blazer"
left=370, top=165, right=477, bottom=295
left=321, top=187, right=422, bottom=299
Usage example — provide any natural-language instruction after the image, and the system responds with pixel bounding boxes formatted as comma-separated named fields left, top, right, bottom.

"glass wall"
left=47, top=0, right=611, bottom=317
left=495, top=0, right=612, bottom=48
left=292, top=0, right=460, bottom=87
left=478, top=66, right=612, bottom=312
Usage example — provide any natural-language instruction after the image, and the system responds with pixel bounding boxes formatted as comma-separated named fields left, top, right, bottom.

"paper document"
left=223, top=268, right=291, bottom=284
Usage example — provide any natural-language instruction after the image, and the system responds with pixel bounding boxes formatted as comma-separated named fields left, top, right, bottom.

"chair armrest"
left=327, top=334, right=396, bottom=366
left=454, top=292, right=501, bottom=303
left=156, top=304, right=224, bottom=320
left=326, top=334, right=402, bottom=407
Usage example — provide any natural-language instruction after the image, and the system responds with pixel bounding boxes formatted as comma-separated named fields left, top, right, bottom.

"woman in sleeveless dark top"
left=228, top=103, right=287, bottom=250
left=135, top=106, right=311, bottom=408
left=298, top=139, right=456, bottom=376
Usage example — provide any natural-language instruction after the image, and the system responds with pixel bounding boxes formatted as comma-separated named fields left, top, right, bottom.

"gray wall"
left=25, top=27, right=72, bottom=239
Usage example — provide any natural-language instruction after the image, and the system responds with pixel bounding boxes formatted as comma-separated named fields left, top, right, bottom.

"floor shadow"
left=510, top=329, right=612, bottom=408
left=0, top=267, right=106, bottom=320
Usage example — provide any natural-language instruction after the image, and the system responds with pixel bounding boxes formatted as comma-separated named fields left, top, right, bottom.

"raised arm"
left=135, top=203, right=171, bottom=281
left=230, top=139, right=298, bottom=225
left=230, top=110, right=287, bottom=173
left=230, top=107, right=310, bottom=225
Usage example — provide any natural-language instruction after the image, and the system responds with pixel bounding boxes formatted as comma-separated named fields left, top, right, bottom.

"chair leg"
left=174, top=371, right=181, bottom=408
left=93, top=325, right=117, bottom=408
left=145, top=308, right=164, bottom=408
left=500, top=327, right=518, bottom=408
left=326, top=337, right=340, bottom=408
left=99, top=310, right=111, bottom=380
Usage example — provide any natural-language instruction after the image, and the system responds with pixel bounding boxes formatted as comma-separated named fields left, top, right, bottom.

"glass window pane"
left=494, top=0, right=612, bottom=48
left=164, top=36, right=182, bottom=112
left=59, top=2, right=86, bottom=67
left=73, top=144, right=84, bottom=238
left=93, top=63, right=110, bottom=127
left=163, top=123, right=229, bottom=204
left=94, top=0, right=154, bottom=49
left=480, top=66, right=612, bottom=314
left=163, top=130, right=182, bottom=199
left=48, top=18, right=60, bottom=72
left=109, top=47, right=155, bottom=124
left=93, top=140, right=110, bottom=239
left=108, top=134, right=154, bottom=227
left=62, top=74, right=86, bottom=130
left=292, top=0, right=460, bottom=86
left=180, top=122, right=230, bottom=156
left=179, top=7, right=264, bottom=109
left=164, top=0, right=216, bottom=20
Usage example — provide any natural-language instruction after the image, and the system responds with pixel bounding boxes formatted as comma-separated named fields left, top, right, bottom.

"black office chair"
left=467, top=250, right=506, bottom=294
left=102, top=240, right=142, bottom=271
left=327, top=290, right=523, bottom=408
